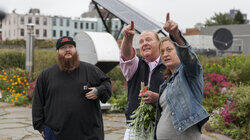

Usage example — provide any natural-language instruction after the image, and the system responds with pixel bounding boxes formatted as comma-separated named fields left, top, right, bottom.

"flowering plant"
left=203, top=73, right=235, bottom=97
left=0, top=68, right=30, bottom=105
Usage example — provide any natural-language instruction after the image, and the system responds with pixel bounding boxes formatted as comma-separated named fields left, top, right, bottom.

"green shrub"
left=202, top=54, right=250, bottom=84
left=0, top=49, right=57, bottom=80
left=0, top=49, right=25, bottom=70
left=33, top=49, right=57, bottom=79
left=110, top=90, right=127, bottom=112
left=107, top=65, right=125, bottom=81
left=1, top=39, right=26, bottom=46
left=35, top=39, right=56, bottom=48
left=0, top=39, right=56, bottom=48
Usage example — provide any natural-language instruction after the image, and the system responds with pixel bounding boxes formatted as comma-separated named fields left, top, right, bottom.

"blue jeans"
left=44, top=126, right=56, bottom=140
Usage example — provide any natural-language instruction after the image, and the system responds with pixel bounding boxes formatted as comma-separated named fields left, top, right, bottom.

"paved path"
left=0, top=102, right=233, bottom=140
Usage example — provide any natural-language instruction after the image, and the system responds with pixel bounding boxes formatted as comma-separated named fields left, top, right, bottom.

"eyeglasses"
left=59, top=45, right=75, bottom=51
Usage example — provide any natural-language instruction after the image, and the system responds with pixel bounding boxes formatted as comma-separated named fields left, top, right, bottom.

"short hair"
left=159, top=36, right=173, bottom=49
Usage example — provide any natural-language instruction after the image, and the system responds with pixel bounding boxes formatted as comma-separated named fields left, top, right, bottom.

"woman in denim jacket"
left=155, top=13, right=209, bottom=140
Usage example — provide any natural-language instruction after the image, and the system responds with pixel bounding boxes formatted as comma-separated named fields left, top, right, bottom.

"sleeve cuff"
left=92, top=87, right=98, bottom=96
left=170, top=31, right=190, bottom=48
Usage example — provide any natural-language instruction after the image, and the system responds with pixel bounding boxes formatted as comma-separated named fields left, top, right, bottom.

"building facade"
left=1, top=9, right=122, bottom=41
left=2, top=12, right=51, bottom=40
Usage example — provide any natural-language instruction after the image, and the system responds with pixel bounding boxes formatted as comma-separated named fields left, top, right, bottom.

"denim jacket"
left=155, top=39, right=209, bottom=135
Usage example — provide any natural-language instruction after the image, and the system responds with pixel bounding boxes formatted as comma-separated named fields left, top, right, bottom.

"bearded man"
left=32, top=36, right=112, bottom=140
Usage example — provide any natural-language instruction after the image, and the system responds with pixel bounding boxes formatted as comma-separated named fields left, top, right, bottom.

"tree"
left=205, top=12, right=233, bottom=26
left=233, top=11, right=246, bottom=24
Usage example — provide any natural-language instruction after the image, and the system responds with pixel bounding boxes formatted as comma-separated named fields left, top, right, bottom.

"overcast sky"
left=0, top=0, right=250, bottom=31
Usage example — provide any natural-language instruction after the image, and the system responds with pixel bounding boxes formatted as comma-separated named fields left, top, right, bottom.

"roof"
left=93, top=0, right=164, bottom=33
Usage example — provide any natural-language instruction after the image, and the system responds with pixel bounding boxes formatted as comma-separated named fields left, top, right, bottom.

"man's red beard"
left=57, top=51, right=80, bottom=73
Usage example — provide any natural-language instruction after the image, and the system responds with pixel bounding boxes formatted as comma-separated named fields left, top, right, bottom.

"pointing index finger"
left=166, top=13, right=170, bottom=22
left=130, top=20, right=134, bottom=30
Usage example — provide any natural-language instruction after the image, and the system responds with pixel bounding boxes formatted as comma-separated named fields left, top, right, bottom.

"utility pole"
left=26, top=23, right=35, bottom=78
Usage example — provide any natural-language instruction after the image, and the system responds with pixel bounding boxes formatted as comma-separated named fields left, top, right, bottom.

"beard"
left=57, top=51, right=80, bottom=73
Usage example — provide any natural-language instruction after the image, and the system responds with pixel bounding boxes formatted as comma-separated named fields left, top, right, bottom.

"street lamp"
left=26, top=23, right=35, bottom=78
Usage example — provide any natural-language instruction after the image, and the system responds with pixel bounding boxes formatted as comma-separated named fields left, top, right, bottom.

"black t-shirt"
left=32, top=61, right=111, bottom=140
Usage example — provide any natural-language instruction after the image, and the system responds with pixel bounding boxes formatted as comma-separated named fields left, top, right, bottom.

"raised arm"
left=121, top=21, right=135, bottom=61
left=163, top=13, right=202, bottom=77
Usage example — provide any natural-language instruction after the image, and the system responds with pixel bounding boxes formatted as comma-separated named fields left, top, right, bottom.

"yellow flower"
left=11, top=99, right=14, bottom=102
left=13, top=76, right=16, bottom=78
left=3, top=78, right=6, bottom=81
left=10, top=79, right=13, bottom=82
left=15, top=82, right=17, bottom=85
left=12, top=83, right=15, bottom=85
left=12, top=90, right=15, bottom=93
left=24, top=79, right=27, bottom=82
left=0, top=78, right=1, bottom=80
left=23, top=91, right=26, bottom=94
left=15, top=97, right=18, bottom=101
left=11, top=87, right=14, bottom=89
left=26, top=83, right=29, bottom=86
left=18, top=78, right=21, bottom=84
left=7, top=87, right=9, bottom=90
left=17, top=93, right=21, bottom=96
left=17, top=75, right=20, bottom=78
left=0, top=75, right=3, bottom=77
left=4, top=72, right=6, bottom=75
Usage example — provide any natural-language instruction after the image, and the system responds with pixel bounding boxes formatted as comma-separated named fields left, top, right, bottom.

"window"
left=36, top=29, right=39, bottom=36
left=35, top=17, right=39, bottom=25
left=28, top=17, right=32, bottom=23
left=66, top=31, right=69, bottom=36
left=60, top=30, right=63, bottom=37
left=52, top=18, right=56, bottom=26
left=74, top=32, right=77, bottom=36
left=53, top=30, right=56, bottom=37
left=21, top=29, right=25, bottom=36
left=66, top=19, right=70, bottom=26
left=80, top=23, right=83, bottom=29
left=43, top=29, right=47, bottom=37
left=91, top=23, right=94, bottom=30
left=74, top=22, right=77, bottom=29
left=86, top=23, right=89, bottom=29
left=43, top=17, right=47, bottom=25
left=60, top=18, right=63, bottom=26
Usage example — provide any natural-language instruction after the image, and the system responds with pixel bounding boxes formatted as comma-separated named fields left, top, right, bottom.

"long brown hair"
left=159, top=37, right=174, bottom=79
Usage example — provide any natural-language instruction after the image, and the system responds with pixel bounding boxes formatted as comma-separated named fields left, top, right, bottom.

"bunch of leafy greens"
left=129, top=82, right=156, bottom=140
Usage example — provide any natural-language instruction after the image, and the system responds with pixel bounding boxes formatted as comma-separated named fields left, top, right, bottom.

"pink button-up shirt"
left=120, top=48, right=160, bottom=86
